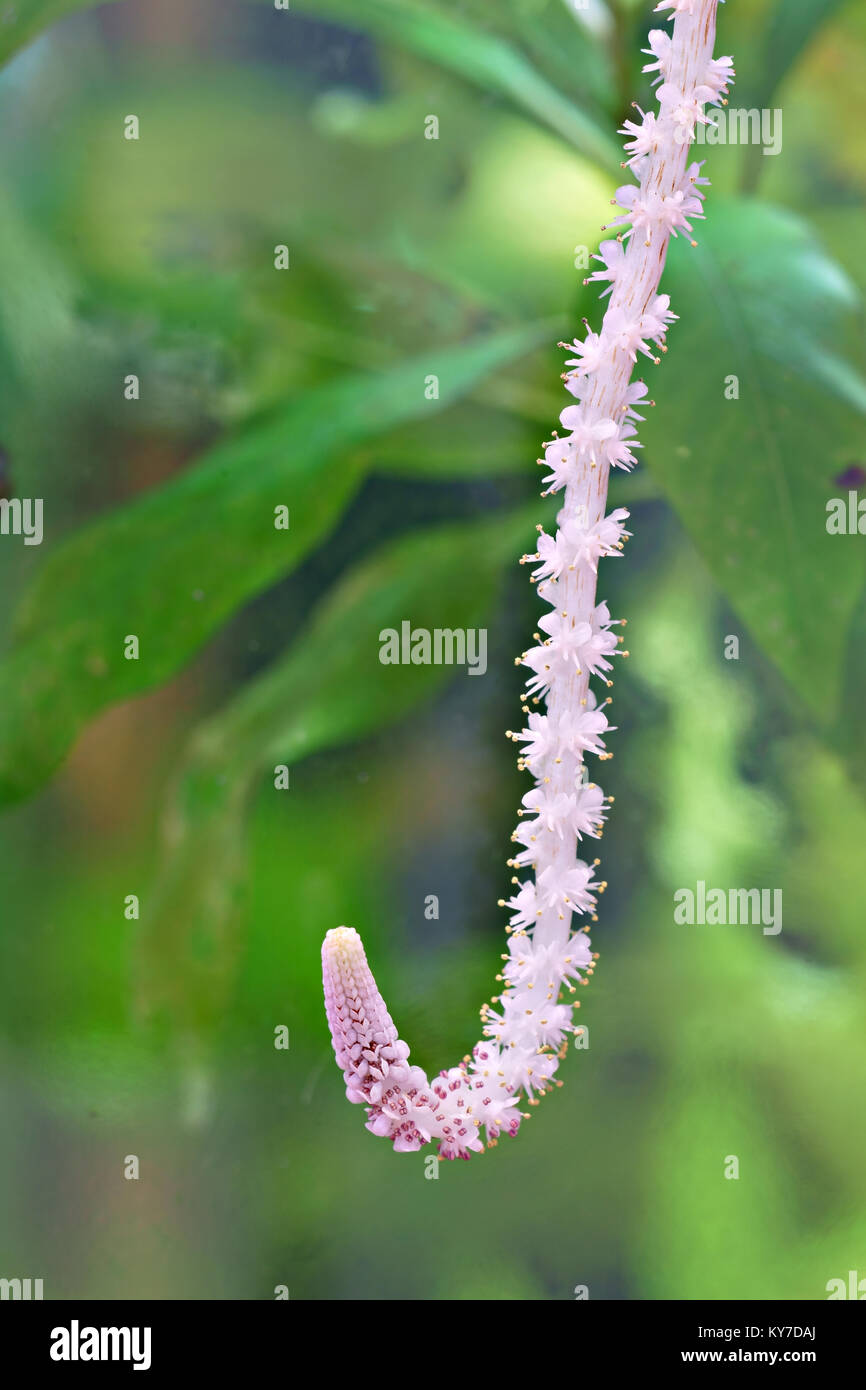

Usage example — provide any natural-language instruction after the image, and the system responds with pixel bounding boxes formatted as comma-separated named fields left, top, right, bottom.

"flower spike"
left=322, top=0, right=731, bottom=1159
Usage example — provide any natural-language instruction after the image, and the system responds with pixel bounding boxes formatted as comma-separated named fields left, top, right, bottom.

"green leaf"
left=0, top=188, right=78, bottom=374
left=488, top=0, right=616, bottom=116
left=284, top=0, right=620, bottom=171
left=137, top=503, right=542, bottom=1040
left=754, top=0, right=847, bottom=106
left=360, top=401, right=536, bottom=478
left=640, top=198, right=866, bottom=720
left=0, top=325, right=547, bottom=806
left=212, top=505, right=539, bottom=763
left=0, top=0, right=120, bottom=68
left=738, top=0, right=847, bottom=191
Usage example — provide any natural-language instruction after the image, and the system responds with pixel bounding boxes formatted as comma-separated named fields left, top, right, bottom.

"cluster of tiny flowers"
left=322, top=0, right=732, bottom=1159
left=322, top=926, right=522, bottom=1157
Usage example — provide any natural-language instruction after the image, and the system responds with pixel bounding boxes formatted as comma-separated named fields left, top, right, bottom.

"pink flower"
left=539, top=436, right=575, bottom=492
left=611, top=184, right=704, bottom=239
left=535, top=608, right=619, bottom=678
left=704, top=54, right=735, bottom=98
left=585, top=238, right=626, bottom=295
left=537, top=863, right=599, bottom=917
left=559, top=406, right=619, bottom=455
left=623, top=381, right=650, bottom=421
left=644, top=293, right=679, bottom=340
left=511, top=711, right=558, bottom=763
left=520, top=786, right=579, bottom=837
left=322, top=0, right=729, bottom=1161
left=557, top=701, right=614, bottom=756
left=604, top=423, right=643, bottom=471
left=541, top=410, right=621, bottom=491
left=620, top=109, right=661, bottom=166
left=657, top=81, right=718, bottom=140
left=563, top=329, right=607, bottom=381
left=529, top=507, right=630, bottom=586
left=685, top=159, right=711, bottom=197
left=508, top=817, right=548, bottom=869
left=642, top=29, right=672, bottom=83
left=570, top=781, right=608, bottom=837
left=602, top=306, right=658, bottom=361
left=505, top=881, right=541, bottom=931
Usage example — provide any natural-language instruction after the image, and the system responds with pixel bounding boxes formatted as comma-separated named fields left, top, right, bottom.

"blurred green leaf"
left=361, top=401, right=534, bottom=477
left=739, top=0, right=847, bottom=191
left=216, top=506, right=539, bottom=762
left=631, top=560, right=862, bottom=1299
left=472, top=0, right=616, bottom=116
left=754, top=0, right=847, bottom=106
left=0, top=189, right=78, bottom=375
left=641, top=199, right=866, bottom=720
left=0, top=325, right=547, bottom=806
left=0, top=0, right=119, bottom=68
left=137, top=502, right=540, bottom=1045
left=286, top=0, right=620, bottom=171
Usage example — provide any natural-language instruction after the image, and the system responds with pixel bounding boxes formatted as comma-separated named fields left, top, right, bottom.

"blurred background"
left=0, top=0, right=865, bottom=1301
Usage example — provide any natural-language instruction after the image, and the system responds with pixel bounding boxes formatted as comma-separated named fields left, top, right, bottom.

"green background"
left=0, top=0, right=865, bottom=1300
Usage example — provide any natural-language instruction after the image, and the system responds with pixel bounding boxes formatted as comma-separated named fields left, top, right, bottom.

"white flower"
left=541, top=411, right=619, bottom=491
left=644, top=293, right=678, bottom=340
left=509, top=817, right=548, bottom=869
left=604, top=423, right=642, bottom=471
left=537, top=863, right=599, bottom=917
left=685, top=159, right=711, bottom=198
left=503, top=934, right=590, bottom=988
left=558, top=700, right=615, bottom=756
left=704, top=54, right=735, bottom=98
left=563, top=329, right=607, bottom=382
left=642, top=29, right=672, bottom=83
left=620, top=109, right=661, bottom=166
left=623, top=381, right=650, bottom=421
left=657, top=81, right=718, bottom=140
left=511, top=711, right=558, bottom=763
left=602, top=305, right=659, bottom=360
left=611, top=184, right=705, bottom=240
left=529, top=604, right=620, bottom=683
left=585, top=238, right=626, bottom=295
left=504, top=881, right=541, bottom=931
left=520, top=786, right=579, bottom=837
left=529, top=507, right=630, bottom=586
left=570, top=781, right=608, bottom=837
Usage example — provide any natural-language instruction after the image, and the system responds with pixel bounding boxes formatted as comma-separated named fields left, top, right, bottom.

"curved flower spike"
left=322, top=0, right=730, bottom=1160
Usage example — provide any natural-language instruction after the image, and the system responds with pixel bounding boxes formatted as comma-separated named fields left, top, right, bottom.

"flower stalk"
left=322, top=0, right=733, bottom=1159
